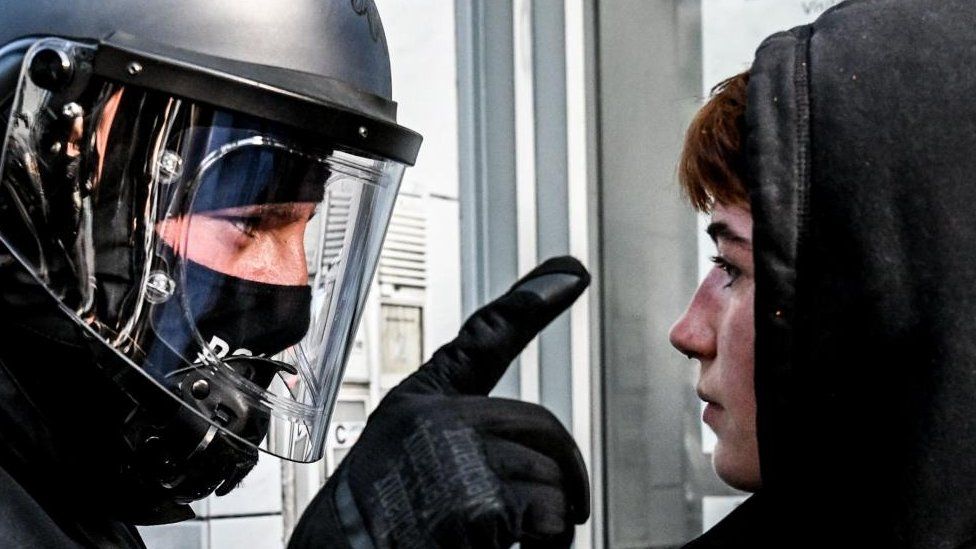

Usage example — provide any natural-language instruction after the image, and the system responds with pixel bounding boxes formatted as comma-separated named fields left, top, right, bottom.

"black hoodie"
left=691, top=1, right=976, bottom=547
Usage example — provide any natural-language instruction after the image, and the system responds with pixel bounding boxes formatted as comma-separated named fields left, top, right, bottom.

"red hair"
left=679, top=71, right=750, bottom=212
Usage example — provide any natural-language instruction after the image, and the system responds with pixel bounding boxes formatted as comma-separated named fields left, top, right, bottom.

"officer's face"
left=669, top=203, right=760, bottom=492
left=157, top=202, right=317, bottom=286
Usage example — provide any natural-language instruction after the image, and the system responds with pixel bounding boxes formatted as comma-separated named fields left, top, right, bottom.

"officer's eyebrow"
left=706, top=221, right=750, bottom=248
left=211, top=202, right=317, bottom=221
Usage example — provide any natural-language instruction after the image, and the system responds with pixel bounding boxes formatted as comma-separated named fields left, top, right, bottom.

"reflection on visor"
left=156, top=131, right=331, bottom=285
left=158, top=202, right=319, bottom=286
left=189, top=136, right=330, bottom=213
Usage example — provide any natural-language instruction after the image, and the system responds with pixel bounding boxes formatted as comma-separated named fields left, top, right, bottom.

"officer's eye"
left=222, top=215, right=262, bottom=237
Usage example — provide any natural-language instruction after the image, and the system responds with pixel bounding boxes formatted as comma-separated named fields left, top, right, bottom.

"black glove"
left=289, top=256, right=591, bottom=549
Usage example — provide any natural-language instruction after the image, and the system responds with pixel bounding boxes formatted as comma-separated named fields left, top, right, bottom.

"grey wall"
left=456, top=0, right=521, bottom=398
left=532, top=0, right=574, bottom=429
left=595, top=1, right=705, bottom=546
left=454, top=1, right=741, bottom=545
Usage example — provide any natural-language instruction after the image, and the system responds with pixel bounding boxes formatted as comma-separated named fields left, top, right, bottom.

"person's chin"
left=712, top=442, right=762, bottom=492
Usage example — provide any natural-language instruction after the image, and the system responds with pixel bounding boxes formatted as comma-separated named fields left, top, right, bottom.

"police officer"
left=0, top=1, right=589, bottom=546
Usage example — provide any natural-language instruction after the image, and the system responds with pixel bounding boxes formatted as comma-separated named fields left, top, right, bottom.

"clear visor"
left=0, top=39, right=405, bottom=462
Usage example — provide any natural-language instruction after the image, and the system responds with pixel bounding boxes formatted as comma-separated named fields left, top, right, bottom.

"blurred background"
left=140, top=1, right=841, bottom=547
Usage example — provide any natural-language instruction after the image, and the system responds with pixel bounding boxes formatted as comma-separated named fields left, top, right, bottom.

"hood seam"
left=791, top=25, right=813, bottom=316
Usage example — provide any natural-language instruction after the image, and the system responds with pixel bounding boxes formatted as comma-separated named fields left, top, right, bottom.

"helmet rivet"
left=190, top=379, right=211, bottom=399
left=61, top=102, right=84, bottom=120
left=28, top=48, right=74, bottom=91
left=358, top=126, right=369, bottom=138
left=145, top=271, right=176, bottom=303
left=158, top=151, right=184, bottom=182
left=127, top=61, right=143, bottom=76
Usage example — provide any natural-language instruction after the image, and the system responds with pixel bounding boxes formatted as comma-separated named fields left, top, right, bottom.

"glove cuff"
left=287, top=466, right=374, bottom=549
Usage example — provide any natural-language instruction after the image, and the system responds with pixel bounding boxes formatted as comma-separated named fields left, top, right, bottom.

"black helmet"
left=0, top=0, right=421, bottom=524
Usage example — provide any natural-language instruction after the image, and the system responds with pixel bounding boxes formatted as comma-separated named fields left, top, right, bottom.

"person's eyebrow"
left=213, top=203, right=310, bottom=220
left=706, top=221, right=751, bottom=247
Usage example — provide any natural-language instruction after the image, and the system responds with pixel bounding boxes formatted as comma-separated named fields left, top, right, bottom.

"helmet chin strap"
left=0, top=277, right=294, bottom=525
left=117, top=354, right=296, bottom=509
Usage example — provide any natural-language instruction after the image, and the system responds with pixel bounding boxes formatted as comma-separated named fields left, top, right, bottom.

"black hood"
left=747, top=0, right=976, bottom=545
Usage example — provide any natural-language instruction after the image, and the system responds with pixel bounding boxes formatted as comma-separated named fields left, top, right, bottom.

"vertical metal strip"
left=456, top=0, right=487, bottom=319
left=565, top=1, right=598, bottom=546
left=532, top=0, right=572, bottom=431
left=514, top=0, right=540, bottom=404
left=456, top=0, right=521, bottom=398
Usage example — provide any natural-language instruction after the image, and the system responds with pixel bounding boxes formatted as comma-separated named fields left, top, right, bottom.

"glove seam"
left=334, top=466, right=378, bottom=549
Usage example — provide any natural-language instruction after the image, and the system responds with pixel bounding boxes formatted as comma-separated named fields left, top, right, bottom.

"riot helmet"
left=0, top=0, right=421, bottom=518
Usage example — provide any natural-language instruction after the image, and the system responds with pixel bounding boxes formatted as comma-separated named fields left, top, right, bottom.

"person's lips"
left=696, top=386, right=716, bottom=404
left=697, top=387, right=723, bottom=425
left=702, top=402, right=723, bottom=425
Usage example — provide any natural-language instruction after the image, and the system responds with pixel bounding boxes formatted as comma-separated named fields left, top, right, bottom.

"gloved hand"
left=289, top=256, right=591, bottom=549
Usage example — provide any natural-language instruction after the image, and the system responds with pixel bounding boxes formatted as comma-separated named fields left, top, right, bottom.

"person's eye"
left=710, top=255, right=741, bottom=288
left=223, top=216, right=262, bottom=237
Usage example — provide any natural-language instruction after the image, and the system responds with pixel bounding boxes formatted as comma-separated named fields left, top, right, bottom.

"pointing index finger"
left=401, top=256, right=590, bottom=396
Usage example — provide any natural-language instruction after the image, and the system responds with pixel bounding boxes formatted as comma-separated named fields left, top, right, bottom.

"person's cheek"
left=714, top=289, right=757, bottom=449
left=271, top=223, right=309, bottom=284
left=185, top=218, right=248, bottom=267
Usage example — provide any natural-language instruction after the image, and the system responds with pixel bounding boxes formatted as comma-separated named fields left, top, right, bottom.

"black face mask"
left=110, top=256, right=312, bottom=513
left=145, top=257, right=312, bottom=382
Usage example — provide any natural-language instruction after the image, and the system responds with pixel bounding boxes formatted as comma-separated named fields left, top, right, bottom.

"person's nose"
left=669, top=273, right=719, bottom=361
left=242, top=222, right=310, bottom=286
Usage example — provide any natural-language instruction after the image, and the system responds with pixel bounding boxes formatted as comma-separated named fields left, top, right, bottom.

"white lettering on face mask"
left=193, top=335, right=256, bottom=364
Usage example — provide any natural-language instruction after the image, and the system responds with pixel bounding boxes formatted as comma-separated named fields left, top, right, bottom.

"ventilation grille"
left=306, top=189, right=354, bottom=280
left=379, top=195, right=426, bottom=289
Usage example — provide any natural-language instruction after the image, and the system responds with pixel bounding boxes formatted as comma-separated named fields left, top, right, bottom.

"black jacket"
left=0, top=317, right=145, bottom=547
left=691, top=0, right=976, bottom=546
